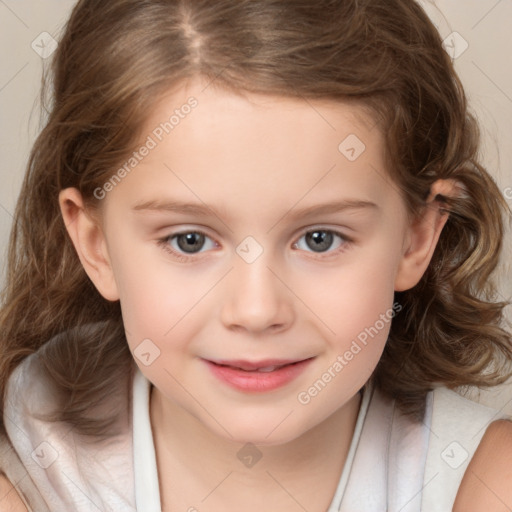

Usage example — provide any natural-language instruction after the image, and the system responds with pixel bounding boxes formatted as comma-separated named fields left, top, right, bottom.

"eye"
left=292, top=228, right=351, bottom=256
left=158, top=230, right=217, bottom=260
left=158, top=227, right=352, bottom=262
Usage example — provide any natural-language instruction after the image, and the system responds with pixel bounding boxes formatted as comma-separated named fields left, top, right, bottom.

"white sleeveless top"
left=2, top=351, right=511, bottom=511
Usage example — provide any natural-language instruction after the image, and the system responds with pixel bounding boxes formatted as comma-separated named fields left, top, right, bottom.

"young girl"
left=1, top=0, right=511, bottom=510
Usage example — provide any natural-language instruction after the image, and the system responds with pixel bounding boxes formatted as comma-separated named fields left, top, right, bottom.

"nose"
left=220, top=249, right=294, bottom=335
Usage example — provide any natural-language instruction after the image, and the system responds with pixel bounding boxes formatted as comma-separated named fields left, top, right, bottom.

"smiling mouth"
left=203, top=357, right=315, bottom=392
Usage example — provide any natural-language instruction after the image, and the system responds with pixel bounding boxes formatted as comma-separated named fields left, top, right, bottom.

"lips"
left=208, top=358, right=310, bottom=371
left=203, top=357, right=314, bottom=392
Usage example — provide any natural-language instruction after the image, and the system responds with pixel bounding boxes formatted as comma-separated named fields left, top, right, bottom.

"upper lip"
left=206, top=358, right=313, bottom=370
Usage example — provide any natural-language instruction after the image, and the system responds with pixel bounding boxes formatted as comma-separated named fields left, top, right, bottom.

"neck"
left=150, top=387, right=363, bottom=512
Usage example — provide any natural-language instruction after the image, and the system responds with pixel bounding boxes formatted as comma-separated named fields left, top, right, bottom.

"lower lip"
left=204, top=359, right=313, bottom=392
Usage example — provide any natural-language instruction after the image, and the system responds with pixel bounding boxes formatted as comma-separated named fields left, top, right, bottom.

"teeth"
left=222, top=363, right=290, bottom=372
left=257, top=366, right=278, bottom=372
left=226, top=365, right=278, bottom=372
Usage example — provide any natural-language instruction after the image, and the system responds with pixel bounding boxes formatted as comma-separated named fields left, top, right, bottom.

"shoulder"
left=453, top=419, right=512, bottom=511
left=0, top=475, right=28, bottom=512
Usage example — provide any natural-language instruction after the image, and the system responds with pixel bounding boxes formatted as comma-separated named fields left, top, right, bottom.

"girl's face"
left=64, top=77, right=446, bottom=445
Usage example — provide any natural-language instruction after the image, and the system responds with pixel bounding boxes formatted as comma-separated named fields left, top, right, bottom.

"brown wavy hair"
left=1, top=0, right=511, bottom=438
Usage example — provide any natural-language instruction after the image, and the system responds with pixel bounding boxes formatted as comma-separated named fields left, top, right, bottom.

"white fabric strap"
left=338, top=384, right=394, bottom=511
left=327, top=383, right=374, bottom=511
left=133, top=369, right=162, bottom=511
left=387, top=391, right=432, bottom=512
left=338, top=386, right=431, bottom=512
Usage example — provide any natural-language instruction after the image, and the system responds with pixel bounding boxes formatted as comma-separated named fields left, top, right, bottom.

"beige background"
left=0, top=1, right=511, bottom=412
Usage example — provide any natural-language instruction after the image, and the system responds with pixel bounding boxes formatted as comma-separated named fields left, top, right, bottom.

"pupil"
left=177, top=232, right=205, bottom=253
left=307, top=231, right=332, bottom=252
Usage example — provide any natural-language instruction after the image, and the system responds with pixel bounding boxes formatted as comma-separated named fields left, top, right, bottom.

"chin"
left=207, top=414, right=312, bottom=447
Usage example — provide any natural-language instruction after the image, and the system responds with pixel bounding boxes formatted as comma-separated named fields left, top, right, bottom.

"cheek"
left=296, top=250, right=402, bottom=410
left=302, top=238, right=402, bottom=338
left=106, top=235, right=187, bottom=344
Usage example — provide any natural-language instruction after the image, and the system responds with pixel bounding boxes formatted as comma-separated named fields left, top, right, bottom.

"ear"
left=59, top=188, right=120, bottom=301
left=394, top=179, right=460, bottom=292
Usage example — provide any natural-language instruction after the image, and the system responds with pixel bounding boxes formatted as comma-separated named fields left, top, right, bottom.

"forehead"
left=143, top=78, right=378, bottom=151
left=104, top=78, right=401, bottom=221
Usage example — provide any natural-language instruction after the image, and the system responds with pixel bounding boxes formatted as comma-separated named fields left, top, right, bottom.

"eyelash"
left=157, top=227, right=353, bottom=263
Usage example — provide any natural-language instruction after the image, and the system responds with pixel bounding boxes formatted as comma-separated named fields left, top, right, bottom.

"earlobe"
left=59, top=188, right=119, bottom=301
left=394, top=179, right=458, bottom=292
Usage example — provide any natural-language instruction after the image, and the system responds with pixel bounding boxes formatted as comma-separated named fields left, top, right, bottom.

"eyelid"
left=294, top=224, right=353, bottom=242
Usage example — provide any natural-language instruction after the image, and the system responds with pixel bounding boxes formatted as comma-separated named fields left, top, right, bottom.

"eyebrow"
left=132, top=198, right=379, bottom=221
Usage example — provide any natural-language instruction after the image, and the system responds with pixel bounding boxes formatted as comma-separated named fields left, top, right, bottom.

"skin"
left=0, top=477, right=28, bottom=512
left=54, top=76, right=490, bottom=511
left=453, top=419, right=512, bottom=511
